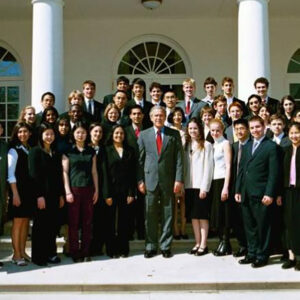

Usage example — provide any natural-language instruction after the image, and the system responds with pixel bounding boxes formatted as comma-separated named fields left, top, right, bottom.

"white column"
left=237, top=0, right=270, bottom=102
left=31, top=0, right=64, bottom=113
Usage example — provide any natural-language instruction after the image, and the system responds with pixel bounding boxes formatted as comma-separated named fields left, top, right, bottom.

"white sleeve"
left=7, top=148, right=18, bottom=184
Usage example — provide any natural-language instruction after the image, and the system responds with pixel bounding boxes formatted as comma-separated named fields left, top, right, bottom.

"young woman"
left=7, top=123, right=34, bottom=266
left=28, top=123, right=65, bottom=266
left=184, top=118, right=213, bottom=256
left=55, top=117, right=72, bottom=155
left=200, top=106, right=215, bottom=143
left=209, top=118, right=232, bottom=256
left=40, top=106, right=59, bottom=128
left=88, top=122, right=109, bottom=256
left=258, top=104, right=272, bottom=138
left=62, top=122, right=99, bottom=262
left=101, top=103, right=121, bottom=143
left=279, top=95, right=296, bottom=127
left=292, top=109, right=300, bottom=123
left=167, top=107, right=187, bottom=239
left=280, top=122, right=300, bottom=271
left=18, top=106, right=38, bottom=146
left=246, top=94, right=262, bottom=118
left=104, top=125, right=136, bottom=258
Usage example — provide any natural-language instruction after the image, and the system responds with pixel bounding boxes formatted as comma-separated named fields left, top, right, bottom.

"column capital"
left=237, top=0, right=269, bottom=4
left=32, top=0, right=64, bottom=6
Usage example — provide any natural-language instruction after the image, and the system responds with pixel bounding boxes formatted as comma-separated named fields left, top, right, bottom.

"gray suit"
left=176, top=98, right=207, bottom=124
left=138, top=126, right=183, bottom=251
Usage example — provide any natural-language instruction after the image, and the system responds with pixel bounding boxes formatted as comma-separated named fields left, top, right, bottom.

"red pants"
left=68, top=186, right=94, bottom=258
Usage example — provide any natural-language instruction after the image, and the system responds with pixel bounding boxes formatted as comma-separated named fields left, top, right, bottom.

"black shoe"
left=48, top=256, right=61, bottom=264
left=189, top=246, right=199, bottom=255
left=195, top=247, right=208, bottom=256
left=173, top=235, right=181, bottom=240
left=239, top=256, right=256, bottom=264
left=161, top=250, right=172, bottom=258
left=120, top=253, right=128, bottom=258
left=251, top=259, right=268, bottom=268
left=83, top=256, right=92, bottom=262
left=144, top=250, right=157, bottom=258
left=33, top=260, right=47, bottom=266
left=181, top=234, right=189, bottom=240
left=294, top=261, right=300, bottom=271
left=233, top=247, right=247, bottom=257
left=214, top=241, right=232, bottom=256
left=282, top=259, right=296, bottom=269
left=0, top=261, right=3, bottom=267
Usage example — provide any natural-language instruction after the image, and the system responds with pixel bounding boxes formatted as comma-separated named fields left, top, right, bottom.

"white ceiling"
left=0, top=0, right=299, bottom=20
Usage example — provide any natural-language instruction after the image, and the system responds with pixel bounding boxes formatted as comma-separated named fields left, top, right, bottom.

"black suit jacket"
left=103, top=94, right=114, bottom=108
left=84, top=100, right=105, bottom=123
left=236, top=137, right=279, bottom=200
left=103, top=144, right=136, bottom=199
left=282, top=145, right=300, bottom=189
left=266, top=97, right=279, bottom=115
left=127, top=99, right=154, bottom=129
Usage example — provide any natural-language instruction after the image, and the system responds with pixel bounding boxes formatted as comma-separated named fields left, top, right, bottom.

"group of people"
left=0, top=75, right=299, bottom=272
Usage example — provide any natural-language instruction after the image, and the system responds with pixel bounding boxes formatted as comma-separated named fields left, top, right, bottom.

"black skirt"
left=210, top=179, right=230, bottom=230
left=284, top=187, right=300, bottom=255
left=185, top=188, right=210, bottom=220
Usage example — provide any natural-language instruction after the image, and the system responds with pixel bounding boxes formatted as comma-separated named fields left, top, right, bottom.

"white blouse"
left=184, top=140, right=214, bottom=191
left=213, top=136, right=228, bottom=180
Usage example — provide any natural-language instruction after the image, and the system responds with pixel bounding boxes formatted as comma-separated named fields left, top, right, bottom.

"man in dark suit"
left=231, top=119, right=251, bottom=257
left=127, top=78, right=153, bottom=129
left=103, top=76, right=130, bottom=108
left=254, top=77, right=279, bottom=115
left=176, top=78, right=207, bottom=124
left=125, top=105, right=145, bottom=240
left=35, top=92, right=56, bottom=126
left=82, top=80, right=105, bottom=122
left=138, top=106, right=184, bottom=258
left=235, top=116, right=279, bottom=268
left=112, top=90, right=130, bottom=127
left=221, top=77, right=248, bottom=117
left=202, top=77, right=217, bottom=106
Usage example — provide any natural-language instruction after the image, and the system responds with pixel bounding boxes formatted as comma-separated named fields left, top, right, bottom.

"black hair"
left=167, top=107, right=186, bottom=124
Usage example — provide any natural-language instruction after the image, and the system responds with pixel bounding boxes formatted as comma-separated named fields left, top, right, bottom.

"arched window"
left=287, top=49, right=300, bottom=101
left=114, top=35, right=192, bottom=100
left=0, top=45, right=23, bottom=140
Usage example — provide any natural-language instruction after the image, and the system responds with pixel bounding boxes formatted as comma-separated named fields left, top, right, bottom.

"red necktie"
left=186, top=100, right=191, bottom=115
left=135, top=127, right=140, bottom=138
left=156, top=130, right=162, bottom=155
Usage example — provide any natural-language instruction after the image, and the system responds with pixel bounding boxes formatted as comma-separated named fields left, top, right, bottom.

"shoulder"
left=204, top=140, right=213, bottom=150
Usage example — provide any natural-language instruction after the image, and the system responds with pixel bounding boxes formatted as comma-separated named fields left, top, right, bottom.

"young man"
left=138, top=106, right=183, bottom=258
left=127, top=78, right=153, bottom=129
left=163, top=89, right=178, bottom=126
left=149, top=82, right=165, bottom=107
left=125, top=105, right=145, bottom=240
left=36, top=92, right=56, bottom=125
left=103, top=76, right=130, bottom=107
left=221, top=77, right=248, bottom=116
left=113, top=90, right=130, bottom=126
left=225, top=102, right=244, bottom=144
left=177, top=78, right=206, bottom=123
left=202, top=77, right=217, bottom=106
left=213, top=95, right=230, bottom=128
left=270, top=114, right=291, bottom=147
left=82, top=80, right=104, bottom=122
left=254, top=77, right=279, bottom=115
left=231, top=119, right=250, bottom=258
left=235, top=116, right=279, bottom=268
left=68, top=104, right=85, bottom=128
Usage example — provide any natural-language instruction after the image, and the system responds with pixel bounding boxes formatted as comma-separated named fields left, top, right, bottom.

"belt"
left=289, top=185, right=296, bottom=188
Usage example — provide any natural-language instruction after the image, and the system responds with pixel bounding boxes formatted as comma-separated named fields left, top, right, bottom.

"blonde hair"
left=104, top=103, right=120, bottom=121
left=68, top=90, right=84, bottom=104
left=209, top=118, right=225, bottom=132
left=18, top=106, right=36, bottom=123
left=182, top=78, right=196, bottom=88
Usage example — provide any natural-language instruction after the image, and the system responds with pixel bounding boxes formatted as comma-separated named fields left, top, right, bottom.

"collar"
left=154, top=126, right=165, bottom=134
left=253, top=135, right=265, bottom=144
left=239, top=137, right=250, bottom=146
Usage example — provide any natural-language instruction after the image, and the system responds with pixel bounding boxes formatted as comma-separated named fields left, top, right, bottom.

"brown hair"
left=200, top=106, right=215, bottom=119
left=221, top=76, right=234, bottom=86
left=269, top=113, right=286, bottom=124
left=82, top=80, right=96, bottom=89
left=103, top=103, right=120, bottom=121
left=18, top=106, right=36, bottom=123
left=228, top=101, right=243, bottom=112
left=213, top=95, right=227, bottom=106
left=248, top=115, right=265, bottom=126
left=185, top=117, right=205, bottom=150
left=203, top=77, right=217, bottom=88
left=68, top=90, right=84, bottom=104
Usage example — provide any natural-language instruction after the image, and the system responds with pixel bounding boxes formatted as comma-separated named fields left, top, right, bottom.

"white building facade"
left=0, top=0, right=300, bottom=138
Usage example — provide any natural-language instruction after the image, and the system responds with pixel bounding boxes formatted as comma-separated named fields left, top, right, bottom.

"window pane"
left=146, top=42, right=157, bottom=57
left=122, top=51, right=139, bottom=66
left=132, top=43, right=146, bottom=60
left=288, top=49, right=300, bottom=73
left=157, top=43, right=171, bottom=59
left=0, top=104, right=5, bottom=119
left=290, top=84, right=300, bottom=99
left=7, top=104, right=19, bottom=119
left=7, top=86, right=19, bottom=102
left=170, top=61, right=186, bottom=74
left=171, top=85, right=184, bottom=101
left=7, top=121, right=17, bottom=137
left=118, top=62, right=133, bottom=74
left=0, top=87, right=5, bottom=102
left=0, top=47, right=6, bottom=59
